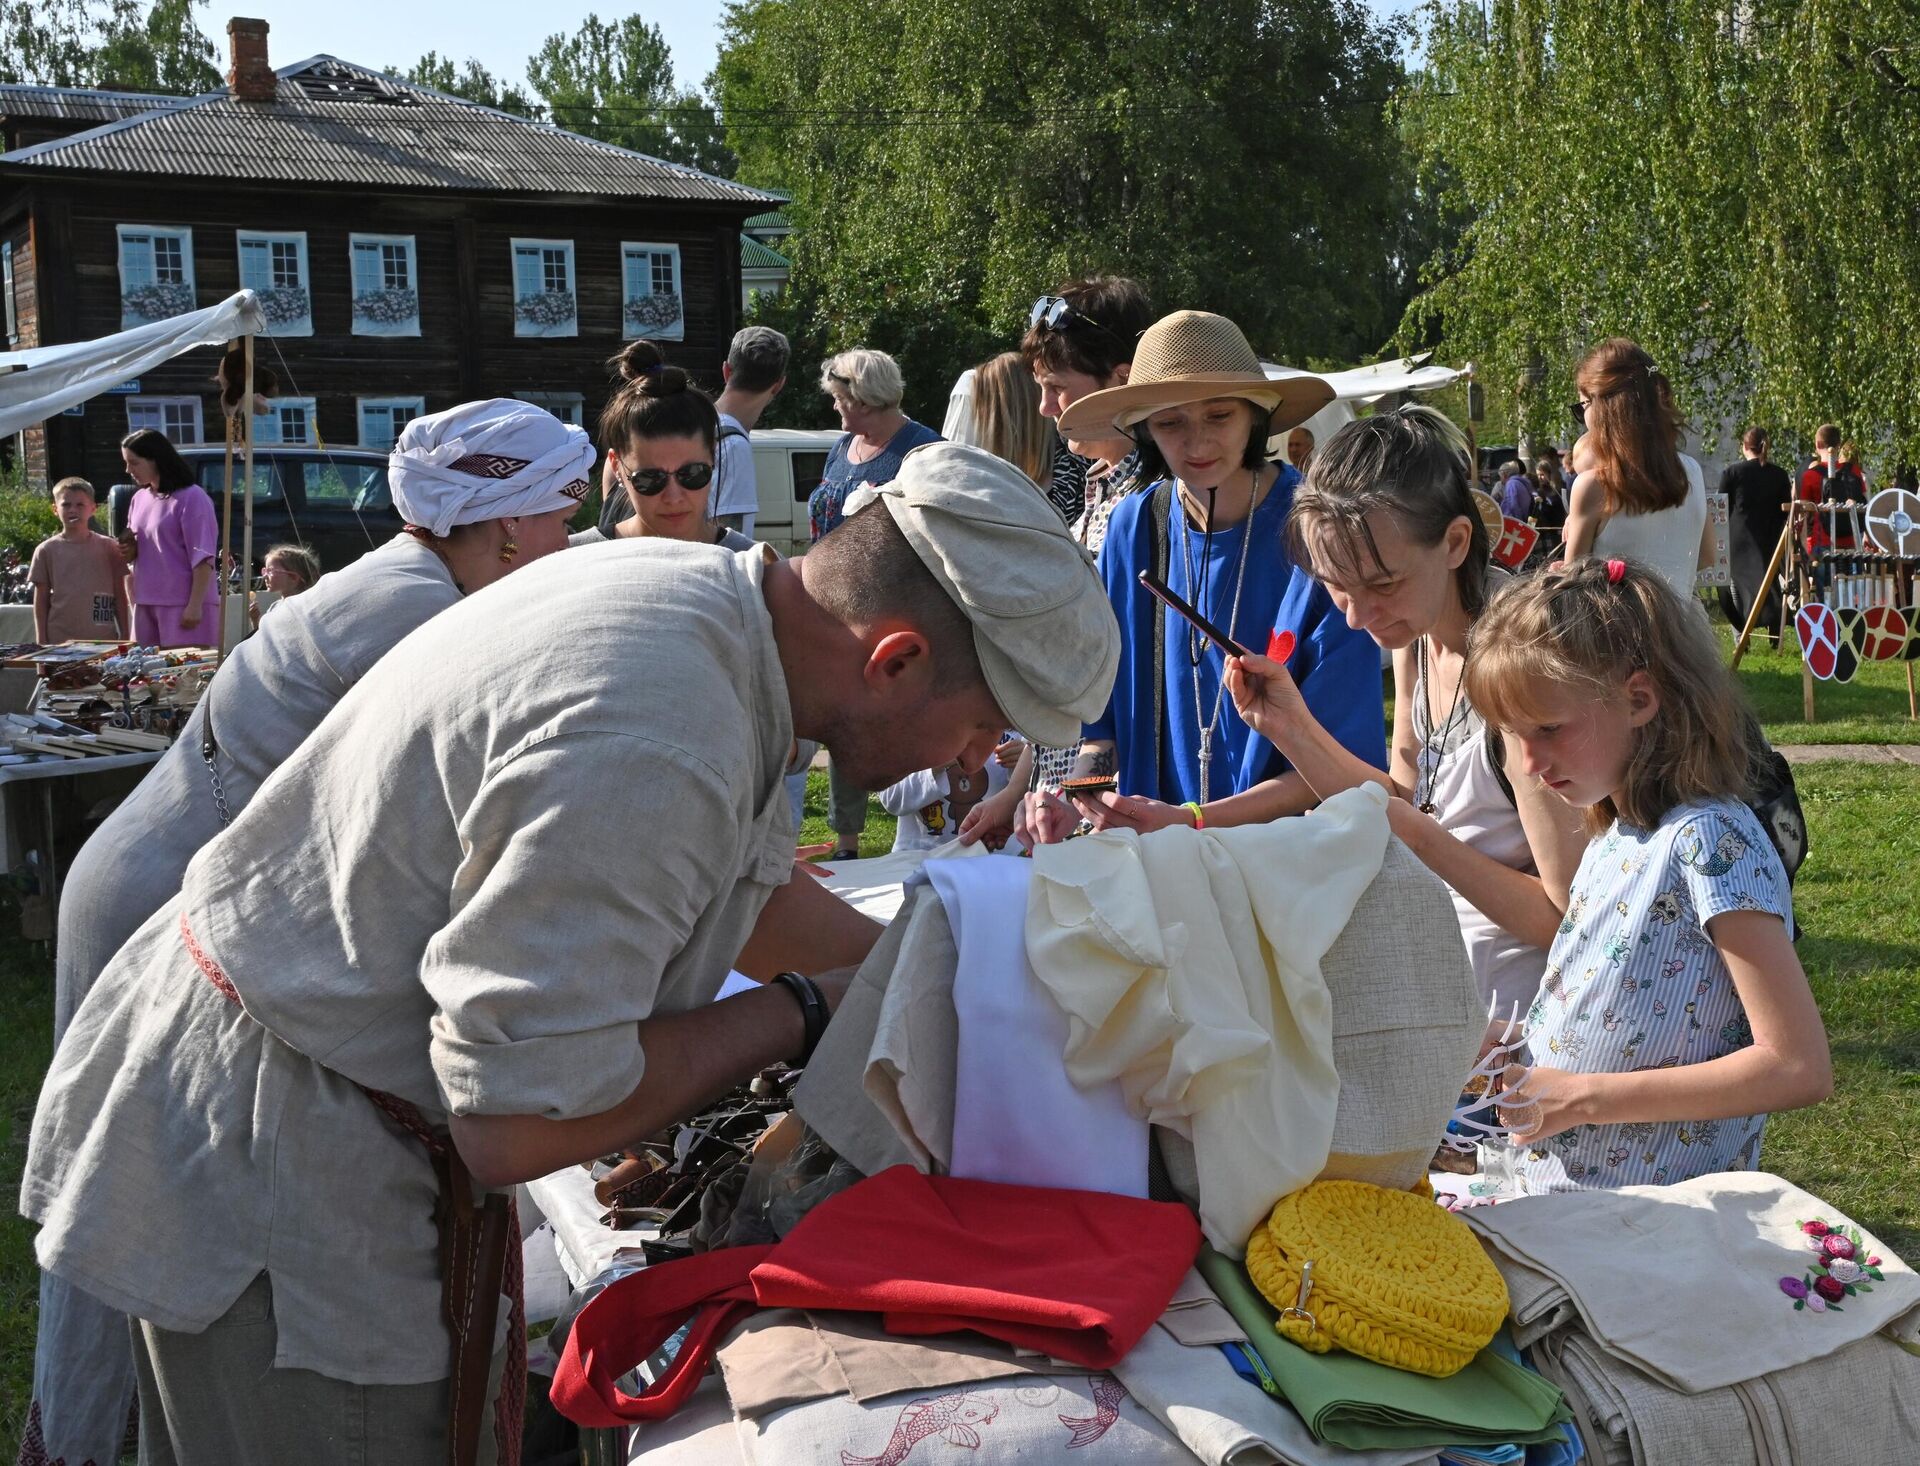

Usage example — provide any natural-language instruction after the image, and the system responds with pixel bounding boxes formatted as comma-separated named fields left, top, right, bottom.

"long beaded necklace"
left=1414, top=633, right=1469, bottom=815
left=1177, top=475, right=1259, bottom=801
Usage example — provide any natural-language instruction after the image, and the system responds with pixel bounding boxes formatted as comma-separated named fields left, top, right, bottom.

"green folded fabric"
left=1196, top=1246, right=1573, bottom=1452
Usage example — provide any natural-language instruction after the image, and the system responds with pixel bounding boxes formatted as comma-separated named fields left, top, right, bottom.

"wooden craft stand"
left=1731, top=501, right=1919, bottom=721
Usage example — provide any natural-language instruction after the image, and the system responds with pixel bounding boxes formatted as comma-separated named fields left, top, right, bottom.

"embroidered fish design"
left=1680, top=823, right=1749, bottom=877
left=1059, top=1376, right=1127, bottom=1448
left=842, top=1392, right=1001, bottom=1466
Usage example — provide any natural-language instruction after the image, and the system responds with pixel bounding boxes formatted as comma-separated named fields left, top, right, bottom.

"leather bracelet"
left=771, top=971, right=830, bottom=1065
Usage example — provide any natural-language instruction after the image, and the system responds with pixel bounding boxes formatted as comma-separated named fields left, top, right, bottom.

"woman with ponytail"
left=581, top=340, right=755, bottom=551
left=1559, top=338, right=1715, bottom=601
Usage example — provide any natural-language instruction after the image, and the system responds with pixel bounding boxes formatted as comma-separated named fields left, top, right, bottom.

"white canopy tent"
left=0, top=290, right=269, bottom=654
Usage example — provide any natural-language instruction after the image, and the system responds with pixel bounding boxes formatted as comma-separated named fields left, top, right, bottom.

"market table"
left=0, top=750, right=163, bottom=921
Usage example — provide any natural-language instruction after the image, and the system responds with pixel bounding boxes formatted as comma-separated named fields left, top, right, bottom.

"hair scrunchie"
left=1606, top=559, right=1628, bottom=584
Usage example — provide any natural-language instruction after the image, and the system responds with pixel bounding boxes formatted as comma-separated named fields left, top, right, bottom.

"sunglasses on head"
left=1028, top=295, right=1115, bottom=337
left=619, top=460, right=713, bottom=496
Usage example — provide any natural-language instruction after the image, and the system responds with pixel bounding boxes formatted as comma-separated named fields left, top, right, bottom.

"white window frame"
left=116, top=225, right=196, bottom=329
left=357, top=395, right=425, bottom=450
left=512, top=390, right=585, bottom=427
left=621, top=241, right=684, bottom=341
left=126, top=395, right=205, bottom=443
left=510, top=237, right=577, bottom=338
left=2, top=240, right=16, bottom=345
left=255, top=396, right=318, bottom=445
left=236, top=230, right=312, bottom=337
left=349, top=232, right=420, bottom=337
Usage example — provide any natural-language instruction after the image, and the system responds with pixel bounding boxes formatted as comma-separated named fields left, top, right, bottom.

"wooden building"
left=0, top=18, right=776, bottom=490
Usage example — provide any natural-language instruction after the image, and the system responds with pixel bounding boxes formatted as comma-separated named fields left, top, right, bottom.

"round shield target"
left=1854, top=604, right=1912, bottom=662
left=1796, top=604, right=1845, bottom=681
left=1864, top=488, right=1920, bottom=556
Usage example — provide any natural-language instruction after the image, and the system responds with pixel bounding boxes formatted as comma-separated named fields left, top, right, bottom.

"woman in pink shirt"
left=119, top=429, right=220, bottom=647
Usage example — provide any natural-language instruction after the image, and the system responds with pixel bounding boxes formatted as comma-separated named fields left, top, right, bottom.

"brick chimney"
left=227, top=18, right=275, bottom=103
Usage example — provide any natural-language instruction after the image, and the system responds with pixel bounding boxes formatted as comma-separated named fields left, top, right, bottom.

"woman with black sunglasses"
left=576, top=340, right=756, bottom=552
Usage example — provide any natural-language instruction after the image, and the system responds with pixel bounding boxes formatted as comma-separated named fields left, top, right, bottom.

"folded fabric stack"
left=1463, top=1171, right=1920, bottom=1465
left=1199, top=1241, right=1574, bottom=1458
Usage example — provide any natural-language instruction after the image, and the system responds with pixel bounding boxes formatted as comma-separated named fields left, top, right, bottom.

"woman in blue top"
left=808, top=346, right=942, bottom=856
left=807, top=348, right=942, bottom=542
left=1023, top=311, right=1387, bottom=843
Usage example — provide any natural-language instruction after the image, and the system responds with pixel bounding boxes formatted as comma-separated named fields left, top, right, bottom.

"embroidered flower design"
left=1785, top=1218, right=1885, bottom=1315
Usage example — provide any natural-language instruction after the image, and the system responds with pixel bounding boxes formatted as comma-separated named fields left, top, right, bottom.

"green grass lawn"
left=2, top=766, right=1914, bottom=1456
left=1724, top=623, right=1920, bottom=744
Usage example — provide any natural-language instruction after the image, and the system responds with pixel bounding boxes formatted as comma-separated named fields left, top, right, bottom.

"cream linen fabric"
left=1023, top=785, right=1389, bottom=1253
left=23, top=540, right=796, bottom=1386
left=1531, top=1328, right=1920, bottom=1466
left=796, top=812, right=1485, bottom=1216
left=1463, top=1171, right=1920, bottom=1392
left=796, top=878, right=962, bottom=1174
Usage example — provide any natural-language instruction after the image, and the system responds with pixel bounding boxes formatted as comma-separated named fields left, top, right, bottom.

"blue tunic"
left=1086, top=470, right=1387, bottom=804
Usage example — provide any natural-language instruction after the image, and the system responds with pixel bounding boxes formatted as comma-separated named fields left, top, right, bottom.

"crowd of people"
left=11, top=273, right=1841, bottom=1466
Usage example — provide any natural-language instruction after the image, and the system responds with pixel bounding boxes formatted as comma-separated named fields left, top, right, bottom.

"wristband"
left=771, top=971, right=830, bottom=1065
left=1182, top=800, right=1206, bottom=830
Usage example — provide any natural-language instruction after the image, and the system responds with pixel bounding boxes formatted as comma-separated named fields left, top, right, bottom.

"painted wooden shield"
left=1796, top=603, right=1851, bottom=681
left=1853, top=604, right=1912, bottom=662
left=1864, top=488, right=1920, bottom=556
left=1830, top=610, right=1865, bottom=682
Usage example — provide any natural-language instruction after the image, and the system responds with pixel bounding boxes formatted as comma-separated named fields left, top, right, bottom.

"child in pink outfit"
left=120, top=428, right=220, bottom=646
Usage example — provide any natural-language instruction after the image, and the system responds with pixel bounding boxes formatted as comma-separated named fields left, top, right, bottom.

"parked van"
left=744, top=428, right=841, bottom=557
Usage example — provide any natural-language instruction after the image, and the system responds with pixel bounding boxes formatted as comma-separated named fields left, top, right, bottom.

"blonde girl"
left=1465, top=558, right=1830, bottom=1192
left=969, top=350, right=1058, bottom=491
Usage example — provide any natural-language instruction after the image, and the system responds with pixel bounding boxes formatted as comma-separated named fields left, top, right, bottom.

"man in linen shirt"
left=22, top=442, right=1119, bottom=1464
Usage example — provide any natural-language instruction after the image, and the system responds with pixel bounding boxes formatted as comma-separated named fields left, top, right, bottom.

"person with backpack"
left=1797, top=422, right=1866, bottom=563
left=711, top=326, right=791, bottom=538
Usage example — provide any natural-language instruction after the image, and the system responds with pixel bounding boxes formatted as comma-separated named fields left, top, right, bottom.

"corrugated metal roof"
left=0, top=58, right=777, bottom=208
left=0, top=83, right=190, bottom=124
left=742, top=209, right=791, bottom=231
left=740, top=235, right=790, bottom=270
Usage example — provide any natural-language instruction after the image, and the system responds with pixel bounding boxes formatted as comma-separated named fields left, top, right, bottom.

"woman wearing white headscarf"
left=21, top=397, right=590, bottom=1466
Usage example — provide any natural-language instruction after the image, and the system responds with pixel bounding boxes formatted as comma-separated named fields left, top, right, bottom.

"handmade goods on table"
left=6, top=641, right=218, bottom=736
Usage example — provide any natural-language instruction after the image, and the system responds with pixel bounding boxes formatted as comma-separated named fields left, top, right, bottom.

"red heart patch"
left=1267, top=629, right=1297, bottom=663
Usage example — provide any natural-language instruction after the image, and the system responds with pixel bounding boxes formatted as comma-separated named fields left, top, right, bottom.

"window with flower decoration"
left=350, top=234, right=419, bottom=336
left=621, top=242, right=683, bottom=341
left=237, top=231, right=312, bottom=336
left=511, top=238, right=577, bottom=338
left=117, top=225, right=196, bottom=330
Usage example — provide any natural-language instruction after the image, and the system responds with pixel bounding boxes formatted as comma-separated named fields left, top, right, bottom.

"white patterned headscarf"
left=388, top=398, right=595, bottom=537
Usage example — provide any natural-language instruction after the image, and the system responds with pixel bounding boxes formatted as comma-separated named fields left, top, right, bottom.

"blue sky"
left=231, top=1, right=1421, bottom=94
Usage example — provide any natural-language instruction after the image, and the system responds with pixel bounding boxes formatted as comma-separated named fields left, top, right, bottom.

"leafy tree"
left=93, top=0, right=218, bottom=95
left=1400, top=1, right=1920, bottom=467
left=526, top=13, right=735, bottom=176
left=1, top=0, right=217, bottom=94
left=396, top=51, right=537, bottom=115
left=712, top=0, right=1425, bottom=428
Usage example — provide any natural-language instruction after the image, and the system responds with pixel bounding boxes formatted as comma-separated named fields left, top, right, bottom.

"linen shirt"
left=24, top=539, right=797, bottom=1385
left=51, top=533, right=459, bottom=1035
left=1520, top=798, right=1791, bottom=1194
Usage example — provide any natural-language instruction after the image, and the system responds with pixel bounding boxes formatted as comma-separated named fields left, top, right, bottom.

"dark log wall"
left=13, top=177, right=749, bottom=490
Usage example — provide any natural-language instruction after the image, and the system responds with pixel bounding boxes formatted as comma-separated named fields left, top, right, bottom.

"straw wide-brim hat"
left=1055, top=310, right=1335, bottom=442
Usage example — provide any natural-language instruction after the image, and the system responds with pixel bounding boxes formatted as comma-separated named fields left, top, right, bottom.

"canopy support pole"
left=239, top=333, right=256, bottom=648
left=219, top=393, right=236, bottom=656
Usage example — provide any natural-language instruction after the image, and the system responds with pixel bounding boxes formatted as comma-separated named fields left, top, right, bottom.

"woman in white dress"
left=1558, top=338, right=1715, bottom=601
left=22, top=397, right=589, bottom=1466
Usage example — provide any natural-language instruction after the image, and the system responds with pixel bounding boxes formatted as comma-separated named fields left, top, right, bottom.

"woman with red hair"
left=1558, top=338, right=1714, bottom=601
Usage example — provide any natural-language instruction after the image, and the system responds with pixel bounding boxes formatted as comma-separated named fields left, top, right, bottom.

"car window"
left=195, top=459, right=283, bottom=503
left=791, top=450, right=829, bottom=503
left=302, top=460, right=393, bottom=512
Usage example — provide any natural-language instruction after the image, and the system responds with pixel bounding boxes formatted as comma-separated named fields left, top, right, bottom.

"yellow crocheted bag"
left=1244, top=1179, right=1509, bottom=1378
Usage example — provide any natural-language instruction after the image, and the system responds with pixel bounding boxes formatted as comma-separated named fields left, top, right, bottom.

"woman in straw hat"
left=1021, top=310, right=1386, bottom=843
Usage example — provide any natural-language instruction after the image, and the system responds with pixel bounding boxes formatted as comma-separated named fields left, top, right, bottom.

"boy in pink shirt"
left=30, top=478, right=130, bottom=642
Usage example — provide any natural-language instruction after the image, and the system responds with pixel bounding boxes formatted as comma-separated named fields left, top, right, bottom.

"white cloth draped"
left=388, top=397, right=595, bottom=535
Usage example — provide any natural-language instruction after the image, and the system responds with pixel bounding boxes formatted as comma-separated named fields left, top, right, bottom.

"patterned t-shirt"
left=1519, top=797, right=1792, bottom=1195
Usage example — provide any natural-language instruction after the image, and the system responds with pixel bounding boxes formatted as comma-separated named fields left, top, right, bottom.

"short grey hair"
left=820, top=348, right=905, bottom=411
left=727, top=326, right=790, bottom=394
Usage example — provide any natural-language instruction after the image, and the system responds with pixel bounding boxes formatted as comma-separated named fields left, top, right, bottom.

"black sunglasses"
left=1029, top=295, right=1117, bottom=338
left=618, top=460, right=713, bottom=496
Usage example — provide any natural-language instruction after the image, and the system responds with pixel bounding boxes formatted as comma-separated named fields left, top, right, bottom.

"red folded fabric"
left=552, top=1166, right=1202, bottom=1427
